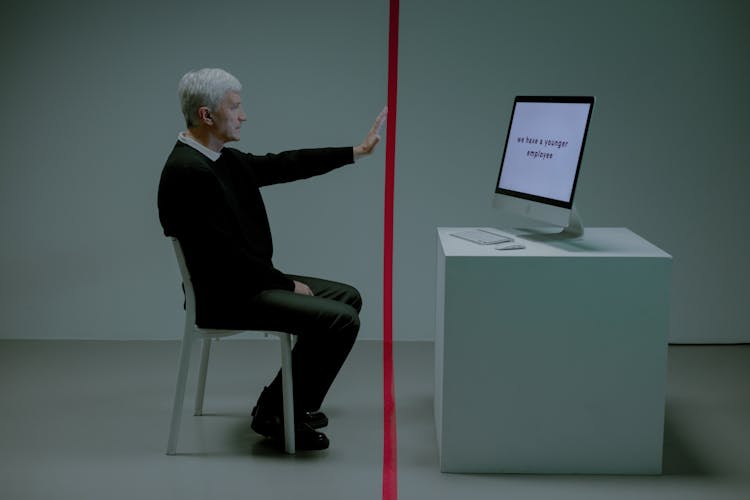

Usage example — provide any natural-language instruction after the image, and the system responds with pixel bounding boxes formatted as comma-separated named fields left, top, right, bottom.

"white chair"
left=166, top=237, right=296, bottom=454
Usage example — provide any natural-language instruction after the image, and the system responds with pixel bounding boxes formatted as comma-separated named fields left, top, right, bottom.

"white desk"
left=435, top=227, right=672, bottom=474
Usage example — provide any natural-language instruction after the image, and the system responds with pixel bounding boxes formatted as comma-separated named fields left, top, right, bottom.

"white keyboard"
left=450, top=229, right=512, bottom=245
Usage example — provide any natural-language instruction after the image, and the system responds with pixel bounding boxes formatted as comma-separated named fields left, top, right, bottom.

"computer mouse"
left=496, top=244, right=526, bottom=250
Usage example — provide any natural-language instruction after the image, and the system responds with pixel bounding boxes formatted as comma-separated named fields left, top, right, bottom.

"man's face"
left=210, top=90, right=246, bottom=144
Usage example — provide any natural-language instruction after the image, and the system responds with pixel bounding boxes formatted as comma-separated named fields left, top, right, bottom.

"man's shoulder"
left=162, top=142, right=217, bottom=178
left=165, top=141, right=212, bottom=166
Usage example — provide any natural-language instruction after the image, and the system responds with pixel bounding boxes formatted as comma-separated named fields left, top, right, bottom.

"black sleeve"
left=230, top=147, right=355, bottom=187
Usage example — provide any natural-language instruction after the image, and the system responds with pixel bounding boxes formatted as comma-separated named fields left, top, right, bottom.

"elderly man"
left=158, top=68, right=385, bottom=451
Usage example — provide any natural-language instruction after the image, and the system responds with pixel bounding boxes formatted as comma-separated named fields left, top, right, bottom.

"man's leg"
left=245, top=276, right=361, bottom=417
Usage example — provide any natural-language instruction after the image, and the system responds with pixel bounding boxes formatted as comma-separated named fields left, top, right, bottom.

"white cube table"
left=435, top=227, right=672, bottom=474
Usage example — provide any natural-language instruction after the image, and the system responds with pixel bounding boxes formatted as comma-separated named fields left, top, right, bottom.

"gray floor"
left=1, top=340, right=748, bottom=500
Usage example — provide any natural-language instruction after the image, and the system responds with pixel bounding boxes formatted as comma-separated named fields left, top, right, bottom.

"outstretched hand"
left=353, top=106, right=387, bottom=159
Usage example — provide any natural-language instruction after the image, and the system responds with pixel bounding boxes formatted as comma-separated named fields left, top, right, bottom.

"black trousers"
left=244, top=274, right=361, bottom=413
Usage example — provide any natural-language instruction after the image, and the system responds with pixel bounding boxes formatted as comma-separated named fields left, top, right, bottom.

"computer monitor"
left=493, top=96, right=594, bottom=237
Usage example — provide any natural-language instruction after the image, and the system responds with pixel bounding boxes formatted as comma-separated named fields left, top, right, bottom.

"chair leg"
left=194, top=338, right=212, bottom=416
left=166, top=329, right=195, bottom=455
left=279, top=333, right=295, bottom=454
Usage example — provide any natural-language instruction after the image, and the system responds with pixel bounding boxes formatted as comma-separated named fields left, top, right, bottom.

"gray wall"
left=1, top=0, right=748, bottom=343
left=0, top=0, right=387, bottom=340
left=394, top=0, right=750, bottom=343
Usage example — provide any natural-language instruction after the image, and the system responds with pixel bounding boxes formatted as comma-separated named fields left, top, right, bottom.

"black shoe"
left=251, top=406, right=330, bottom=451
left=251, top=406, right=329, bottom=429
left=300, top=410, right=329, bottom=429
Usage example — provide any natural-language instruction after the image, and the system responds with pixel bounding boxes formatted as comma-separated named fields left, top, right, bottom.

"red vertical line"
left=383, top=1, right=399, bottom=500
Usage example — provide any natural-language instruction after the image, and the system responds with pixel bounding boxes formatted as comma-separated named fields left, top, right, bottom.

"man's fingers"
left=374, top=106, right=387, bottom=134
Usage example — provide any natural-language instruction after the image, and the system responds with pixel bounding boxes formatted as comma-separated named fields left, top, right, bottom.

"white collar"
left=177, top=132, right=222, bottom=162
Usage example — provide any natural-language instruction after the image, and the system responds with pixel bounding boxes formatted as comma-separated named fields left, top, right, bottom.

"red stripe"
left=383, top=1, right=399, bottom=500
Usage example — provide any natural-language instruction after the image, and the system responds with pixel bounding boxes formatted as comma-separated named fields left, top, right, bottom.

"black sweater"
left=158, top=141, right=354, bottom=328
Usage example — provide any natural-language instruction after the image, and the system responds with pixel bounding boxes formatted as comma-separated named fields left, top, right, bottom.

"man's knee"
left=327, top=303, right=359, bottom=349
left=340, top=303, right=360, bottom=336
left=344, top=285, right=363, bottom=313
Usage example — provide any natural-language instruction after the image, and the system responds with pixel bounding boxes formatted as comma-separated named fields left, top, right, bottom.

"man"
left=158, top=68, right=385, bottom=451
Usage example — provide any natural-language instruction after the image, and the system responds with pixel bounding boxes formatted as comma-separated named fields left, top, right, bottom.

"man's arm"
left=289, top=108, right=387, bottom=297
left=235, top=107, right=388, bottom=186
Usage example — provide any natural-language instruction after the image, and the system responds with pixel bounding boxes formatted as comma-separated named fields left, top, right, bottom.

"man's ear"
left=197, top=106, right=213, bottom=125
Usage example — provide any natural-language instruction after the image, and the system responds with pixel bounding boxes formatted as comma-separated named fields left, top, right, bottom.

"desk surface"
left=438, top=227, right=671, bottom=259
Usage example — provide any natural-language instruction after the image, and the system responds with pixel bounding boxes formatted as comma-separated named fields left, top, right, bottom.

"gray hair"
left=178, top=68, right=242, bottom=128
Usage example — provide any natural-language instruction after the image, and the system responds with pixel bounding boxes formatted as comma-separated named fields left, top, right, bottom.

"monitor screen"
left=496, top=96, right=594, bottom=209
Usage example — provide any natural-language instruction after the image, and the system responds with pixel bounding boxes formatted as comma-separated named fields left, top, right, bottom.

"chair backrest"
left=170, top=237, right=197, bottom=326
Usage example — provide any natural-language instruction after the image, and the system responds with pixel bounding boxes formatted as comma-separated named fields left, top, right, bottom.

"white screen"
left=497, top=101, right=591, bottom=203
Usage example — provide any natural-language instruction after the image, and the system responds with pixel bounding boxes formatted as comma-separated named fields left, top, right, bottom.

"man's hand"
left=293, top=280, right=314, bottom=296
left=353, top=106, right=387, bottom=160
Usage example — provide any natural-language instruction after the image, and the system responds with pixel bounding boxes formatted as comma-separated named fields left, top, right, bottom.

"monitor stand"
left=514, top=207, right=585, bottom=241
left=561, top=207, right=584, bottom=238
